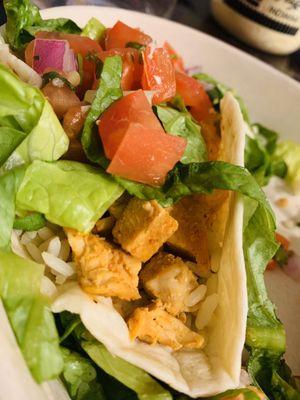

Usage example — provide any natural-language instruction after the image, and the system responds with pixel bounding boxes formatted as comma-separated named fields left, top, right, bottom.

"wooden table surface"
left=1, top=0, right=299, bottom=81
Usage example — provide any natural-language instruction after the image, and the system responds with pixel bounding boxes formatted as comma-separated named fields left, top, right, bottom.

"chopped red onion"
left=63, top=48, right=77, bottom=73
left=282, top=253, right=300, bottom=282
left=185, top=65, right=202, bottom=76
left=33, top=39, right=77, bottom=75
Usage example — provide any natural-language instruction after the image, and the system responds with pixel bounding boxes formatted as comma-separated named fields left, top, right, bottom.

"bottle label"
left=224, top=0, right=300, bottom=35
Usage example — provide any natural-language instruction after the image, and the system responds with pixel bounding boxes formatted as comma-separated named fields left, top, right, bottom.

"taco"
left=1, top=2, right=296, bottom=399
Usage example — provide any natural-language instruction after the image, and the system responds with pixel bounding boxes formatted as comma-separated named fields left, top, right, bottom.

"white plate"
left=40, top=6, right=300, bottom=374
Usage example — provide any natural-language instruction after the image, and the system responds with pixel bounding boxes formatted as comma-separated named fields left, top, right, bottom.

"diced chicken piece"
left=113, top=297, right=148, bottom=319
left=112, top=198, right=178, bottom=262
left=127, top=302, right=204, bottom=350
left=167, top=192, right=227, bottom=277
left=109, top=193, right=131, bottom=219
left=140, top=253, right=198, bottom=315
left=66, top=229, right=141, bottom=301
left=200, top=112, right=221, bottom=161
left=92, top=216, right=115, bottom=235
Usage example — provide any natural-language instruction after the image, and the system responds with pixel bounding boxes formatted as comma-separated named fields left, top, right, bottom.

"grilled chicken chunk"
left=167, top=191, right=228, bottom=277
left=66, top=229, right=141, bottom=300
left=127, top=302, right=204, bottom=350
left=140, top=253, right=198, bottom=315
left=112, top=198, right=178, bottom=262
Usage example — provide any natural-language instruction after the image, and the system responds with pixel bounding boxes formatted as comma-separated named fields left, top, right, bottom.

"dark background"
left=1, top=0, right=299, bottom=81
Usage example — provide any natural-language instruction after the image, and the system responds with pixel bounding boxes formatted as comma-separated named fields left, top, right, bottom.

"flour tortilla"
left=52, top=92, right=248, bottom=397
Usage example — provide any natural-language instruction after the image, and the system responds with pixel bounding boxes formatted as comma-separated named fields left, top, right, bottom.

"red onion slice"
left=33, top=38, right=77, bottom=75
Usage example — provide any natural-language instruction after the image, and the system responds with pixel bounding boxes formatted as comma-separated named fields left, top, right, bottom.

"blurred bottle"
left=212, top=0, right=300, bottom=55
left=60, top=0, right=177, bottom=18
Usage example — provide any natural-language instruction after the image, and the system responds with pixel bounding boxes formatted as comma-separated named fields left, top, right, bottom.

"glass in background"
left=34, top=0, right=177, bottom=18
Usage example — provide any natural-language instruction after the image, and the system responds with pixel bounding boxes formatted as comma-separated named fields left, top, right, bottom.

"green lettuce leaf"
left=81, top=341, right=172, bottom=400
left=275, top=140, right=300, bottom=194
left=245, top=124, right=287, bottom=186
left=0, top=166, right=25, bottom=251
left=13, top=212, right=46, bottom=231
left=244, top=205, right=282, bottom=352
left=4, top=0, right=81, bottom=51
left=16, top=160, right=124, bottom=232
left=81, top=55, right=122, bottom=164
left=60, top=313, right=172, bottom=400
left=0, top=64, right=69, bottom=171
left=0, top=127, right=27, bottom=165
left=155, top=105, right=207, bottom=164
left=0, top=251, right=63, bottom=382
left=114, top=161, right=276, bottom=215
left=61, top=346, right=106, bottom=400
left=209, top=387, right=261, bottom=399
left=244, top=205, right=300, bottom=399
left=81, top=18, right=106, bottom=41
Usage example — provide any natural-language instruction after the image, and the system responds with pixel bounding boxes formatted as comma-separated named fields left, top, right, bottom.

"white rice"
left=46, top=236, right=61, bottom=258
left=185, top=285, right=207, bottom=307
left=42, top=252, right=75, bottom=277
left=25, top=242, right=44, bottom=264
left=39, top=237, right=53, bottom=253
left=195, top=293, right=219, bottom=330
left=11, top=223, right=75, bottom=292
left=58, top=239, right=70, bottom=262
left=40, top=276, right=57, bottom=297
left=206, top=273, right=218, bottom=295
left=11, top=231, right=31, bottom=260
left=20, top=231, right=37, bottom=245
left=38, top=226, right=55, bottom=241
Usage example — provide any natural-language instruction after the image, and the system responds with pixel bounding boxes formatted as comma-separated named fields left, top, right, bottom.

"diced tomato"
left=25, top=40, right=35, bottom=67
left=107, top=124, right=186, bottom=186
left=25, top=32, right=102, bottom=96
left=275, top=232, right=290, bottom=250
left=105, top=21, right=152, bottom=50
left=163, top=41, right=185, bottom=72
left=98, top=48, right=142, bottom=90
left=266, top=259, right=277, bottom=271
left=98, top=89, right=162, bottom=159
left=175, top=71, right=213, bottom=122
left=142, top=46, right=176, bottom=105
left=267, top=232, right=290, bottom=270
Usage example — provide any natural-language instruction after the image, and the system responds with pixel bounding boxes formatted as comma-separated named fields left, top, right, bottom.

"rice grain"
left=42, top=251, right=74, bottom=277
left=185, top=285, right=207, bottom=307
left=195, top=293, right=218, bottom=330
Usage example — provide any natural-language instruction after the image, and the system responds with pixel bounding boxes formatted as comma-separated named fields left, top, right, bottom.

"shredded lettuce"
left=275, top=140, right=300, bottom=194
left=243, top=205, right=300, bottom=399
left=4, top=0, right=81, bottom=51
left=0, top=64, right=69, bottom=172
left=61, top=347, right=106, bottom=400
left=246, top=124, right=287, bottom=186
left=0, top=127, right=27, bottom=166
left=209, top=387, right=261, bottom=399
left=0, top=166, right=25, bottom=251
left=155, top=105, right=207, bottom=164
left=16, top=160, right=124, bottom=232
left=0, top=251, right=63, bottom=382
left=13, top=212, right=46, bottom=231
left=115, top=161, right=274, bottom=220
left=81, top=18, right=106, bottom=41
left=81, top=55, right=122, bottom=165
